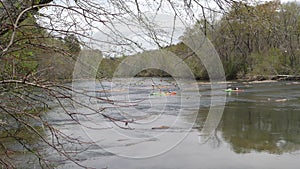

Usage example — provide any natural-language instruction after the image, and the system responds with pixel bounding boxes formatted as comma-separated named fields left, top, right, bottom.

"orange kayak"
left=150, top=91, right=177, bottom=96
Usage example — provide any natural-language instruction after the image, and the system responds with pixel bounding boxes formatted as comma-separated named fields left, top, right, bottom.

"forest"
left=1, top=1, right=299, bottom=81
left=111, top=1, right=300, bottom=80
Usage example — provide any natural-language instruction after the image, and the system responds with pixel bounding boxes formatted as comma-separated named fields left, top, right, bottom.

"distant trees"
left=64, top=34, right=81, bottom=56
left=137, top=0, right=300, bottom=80
left=95, top=1, right=300, bottom=80
left=211, top=1, right=300, bottom=78
left=279, top=2, right=300, bottom=69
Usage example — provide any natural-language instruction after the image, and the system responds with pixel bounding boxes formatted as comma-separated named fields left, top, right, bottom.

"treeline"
left=168, top=0, right=300, bottom=80
left=99, top=1, right=300, bottom=80
left=206, top=0, right=300, bottom=79
left=0, top=15, right=80, bottom=81
left=2, top=1, right=299, bottom=81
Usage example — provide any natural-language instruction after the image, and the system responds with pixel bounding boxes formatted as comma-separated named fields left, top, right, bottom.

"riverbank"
left=241, top=75, right=300, bottom=81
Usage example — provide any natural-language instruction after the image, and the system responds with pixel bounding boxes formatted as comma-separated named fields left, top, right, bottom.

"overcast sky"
left=89, top=0, right=300, bottom=57
left=90, top=0, right=216, bottom=57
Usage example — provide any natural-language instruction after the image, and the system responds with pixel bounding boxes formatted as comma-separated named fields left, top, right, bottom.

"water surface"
left=56, top=79, right=300, bottom=169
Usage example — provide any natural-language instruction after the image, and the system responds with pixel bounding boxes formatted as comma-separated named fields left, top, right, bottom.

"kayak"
left=150, top=91, right=177, bottom=96
left=165, top=91, right=177, bottom=96
left=225, top=89, right=244, bottom=92
left=150, top=92, right=165, bottom=96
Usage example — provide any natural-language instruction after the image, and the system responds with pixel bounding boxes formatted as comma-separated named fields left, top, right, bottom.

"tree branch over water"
left=0, top=0, right=271, bottom=168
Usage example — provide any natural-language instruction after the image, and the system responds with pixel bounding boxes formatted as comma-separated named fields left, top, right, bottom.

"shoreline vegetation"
left=2, top=1, right=300, bottom=84
left=70, top=75, right=300, bottom=84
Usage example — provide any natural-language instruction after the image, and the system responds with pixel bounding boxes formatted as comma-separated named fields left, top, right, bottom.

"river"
left=11, top=78, right=300, bottom=168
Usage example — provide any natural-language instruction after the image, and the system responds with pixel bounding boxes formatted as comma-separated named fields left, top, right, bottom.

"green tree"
left=207, top=0, right=300, bottom=79
left=64, top=34, right=81, bottom=56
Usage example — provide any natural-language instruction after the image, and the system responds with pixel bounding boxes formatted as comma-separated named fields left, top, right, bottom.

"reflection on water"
left=221, top=101, right=300, bottom=154
left=217, top=81, right=300, bottom=155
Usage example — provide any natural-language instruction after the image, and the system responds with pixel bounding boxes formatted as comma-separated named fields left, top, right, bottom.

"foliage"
left=206, top=0, right=300, bottom=79
left=98, top=57, right=124, bottom=78
left=68, top=1, right=300, bottom=81
left=64, top=34, right=81, bottom=56
left=122, top=0, right=299, bottom=80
